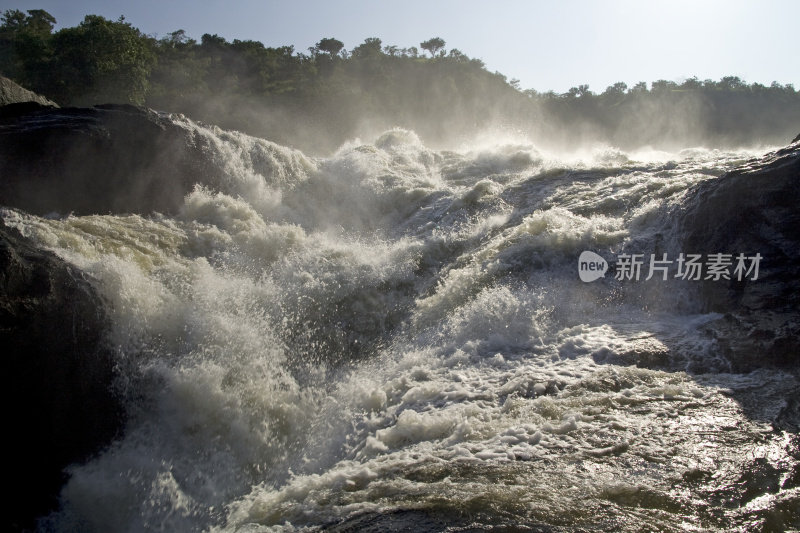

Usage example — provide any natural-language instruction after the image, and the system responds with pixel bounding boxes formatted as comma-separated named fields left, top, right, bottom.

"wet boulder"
left=0, top=103, right=223, bottom=216
left=0, top=219, right=123, bottom=530
left=677, top=140, right=800, bottom=370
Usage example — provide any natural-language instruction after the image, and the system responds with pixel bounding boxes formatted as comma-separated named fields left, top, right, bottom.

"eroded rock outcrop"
left=678, top=137, right=800, bottom=370
left=0, top=103, right=224, bottom=216
left=0, top=219, right=123, bottom=531
left=0, top=75, right=58, bottom=107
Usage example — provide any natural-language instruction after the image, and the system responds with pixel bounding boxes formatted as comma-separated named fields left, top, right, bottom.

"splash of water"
left=5, top=120, right=796, bottom=532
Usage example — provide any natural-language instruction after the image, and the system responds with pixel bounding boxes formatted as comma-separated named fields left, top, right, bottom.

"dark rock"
left=679, top=143, right=800, bottom=313
left=677, top=142, right=800, bottom=370
left=793, top=132, right=800, bottom=144
left=703, top=311, right=800, bottom=371
left=0, top=75, right=58, bottom=107
left=0, top=100, right=57, bottom=119
left=0, top=104, right=223, bottom=216
left=0, top=219, right=123, bottom=531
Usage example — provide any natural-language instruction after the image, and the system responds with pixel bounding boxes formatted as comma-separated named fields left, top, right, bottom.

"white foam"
left=5, top=132, right=793, bottom=532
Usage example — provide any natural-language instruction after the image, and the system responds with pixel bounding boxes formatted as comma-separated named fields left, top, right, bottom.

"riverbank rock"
left=677, top=140, right=800, bottom=370
left=0, top=75, right=58, bottom=107
left=0, top=219, right=123, bottom=531
left=0, top=103, right=223, bottom=216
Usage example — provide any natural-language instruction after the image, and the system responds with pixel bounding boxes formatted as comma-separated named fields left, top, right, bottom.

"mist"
left=3, top=9, right=800, bottom=533
left=3, top=11, right=798, bottom=155
left=162, top=73, right=799, bottom=157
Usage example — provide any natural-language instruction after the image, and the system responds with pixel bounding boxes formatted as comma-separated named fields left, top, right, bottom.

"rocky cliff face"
left=0, top=103, right=224, bottom=216
left=677, top=136, right=800, bottom=371
left=0, top=102, right=228, bottom=530
left=0, top=219, right=123, bottom=531
left=0, top=75, right=58, bottom=107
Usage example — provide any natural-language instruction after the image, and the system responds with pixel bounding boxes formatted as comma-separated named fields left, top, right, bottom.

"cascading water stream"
left=4, top=115, right=798, bottom=532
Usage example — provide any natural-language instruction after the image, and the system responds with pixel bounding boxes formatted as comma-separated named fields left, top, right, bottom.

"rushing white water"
left=5, top=119, right=798, bottom=532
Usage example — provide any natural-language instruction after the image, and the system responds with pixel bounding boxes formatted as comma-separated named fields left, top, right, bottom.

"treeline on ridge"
left=1, top=9, right=798, bottom=153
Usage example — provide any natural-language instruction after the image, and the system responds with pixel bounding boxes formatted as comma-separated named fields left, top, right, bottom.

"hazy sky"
left=4, top=0, right=798, bottom=93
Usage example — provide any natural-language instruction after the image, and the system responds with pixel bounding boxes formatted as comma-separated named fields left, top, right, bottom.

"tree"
left=1, top=9, right=55, bottom=36
left=566, top=84, right=591, bottom=98
left=0, top=9, right=26, bottom=32
left=162, top=29, right=193, bottom=48
left=352, top=37, right=382, bottom=58
left=680, top=76, right=702, bottom=91
left=21, top=9, right=55, bottom=35
left=448, top=48, right=468, bottom=62
left=49, top=15, right=155, bottom=105
left=651, top=79, right=677, bottom=92
left=316, top=37, right=343, bottom=56
left=420, top=37, right=445, bottom=58
left=148, top=29, right=205, bottom=106
left=200, top=33, right=227, bottom=48
left=0, top=9, right=57, bottom=90
left=603, top=81, right=627, bottom=96
left=719, top=75, right=745, bottom=91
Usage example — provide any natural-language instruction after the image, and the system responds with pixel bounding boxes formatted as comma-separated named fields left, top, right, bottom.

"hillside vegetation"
left=2, top=9, right=798, bottom=152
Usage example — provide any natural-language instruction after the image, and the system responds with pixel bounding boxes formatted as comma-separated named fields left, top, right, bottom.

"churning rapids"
left=2, top=111, right=799, bottom=532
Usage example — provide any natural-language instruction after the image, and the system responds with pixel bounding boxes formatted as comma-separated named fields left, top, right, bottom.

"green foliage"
left=0, top=9, right=56, bottom=89
left=0, top=11, right=155, bottom=105
left=316, top=37, right=343, bottom=56
left=1, top=8, right=798, bottom=152
left=420, top=37, right=445, bottom=58
left=48, top=15, right=154, bottom=105
left=1, top=8, right=55, bottom=35
left=352, top=37, right=383, bottom=59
